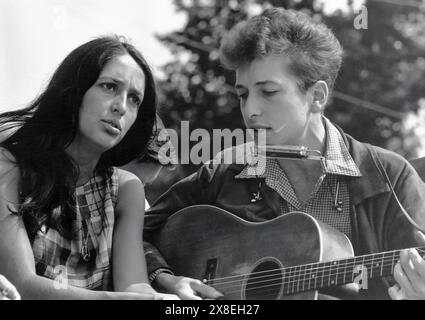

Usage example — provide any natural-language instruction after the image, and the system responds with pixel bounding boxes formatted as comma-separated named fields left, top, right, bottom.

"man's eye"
left=263, top=90, right=278, bottom=96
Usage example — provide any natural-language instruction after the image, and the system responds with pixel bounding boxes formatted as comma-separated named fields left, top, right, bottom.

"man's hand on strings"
left=389, top=248, right=425, bottom=300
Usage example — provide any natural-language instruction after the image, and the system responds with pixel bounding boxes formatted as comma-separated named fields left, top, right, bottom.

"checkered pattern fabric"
left=235, top=117, right=361, bottom=241
left=32, top=167, right=118, bottom=290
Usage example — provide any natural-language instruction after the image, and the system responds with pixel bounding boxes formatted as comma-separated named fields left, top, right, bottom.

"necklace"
left=79, top=170, right=107, bottom=261
left=80, top=219, right=91, bottom=261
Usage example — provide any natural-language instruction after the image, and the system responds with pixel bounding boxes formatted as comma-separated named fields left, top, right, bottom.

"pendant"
left=251, top=181, right=263, bottom=203
left=81, top=245, right=90, bottom=261
left=251, top=190, right=262, bottom=203
left=335, top=200, right=343, bottom=212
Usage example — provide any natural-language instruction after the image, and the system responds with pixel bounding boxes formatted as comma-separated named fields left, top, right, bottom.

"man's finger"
left=388, top=284, right=405, bottom=300
left=408, top=249, right=425, bottom=279
left=393, top=262, right=415, bottom=298
left=192, top=281, right=224, bottom=299
left=399, top=250, right=423, bottom=293
left=179, top=287, right=203, bottom=300
left=154, top=293, right=180, bottom=300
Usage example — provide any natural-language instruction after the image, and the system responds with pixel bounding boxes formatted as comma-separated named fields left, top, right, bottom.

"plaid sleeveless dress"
left=31, top=167, right=118, bottom=290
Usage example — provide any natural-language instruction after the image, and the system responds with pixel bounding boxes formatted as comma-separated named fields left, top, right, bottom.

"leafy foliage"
left=156, top=0, right=425, bottom=164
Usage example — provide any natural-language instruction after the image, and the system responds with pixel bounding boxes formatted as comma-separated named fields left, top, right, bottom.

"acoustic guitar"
left=153, top=205, right=425, bottom=299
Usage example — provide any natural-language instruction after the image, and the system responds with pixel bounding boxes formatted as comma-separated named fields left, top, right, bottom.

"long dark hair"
left=0, top=35, right=157, bottom=239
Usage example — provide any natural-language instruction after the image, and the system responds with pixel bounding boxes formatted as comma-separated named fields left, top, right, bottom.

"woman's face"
left=73, top=53, right=146, bottom=154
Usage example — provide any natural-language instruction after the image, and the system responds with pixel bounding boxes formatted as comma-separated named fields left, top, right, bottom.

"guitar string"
left=212, top=261, right=393, bottom=293
left=210, top=257, right=393, bottom=287
left=221, top=259, right=404, bottom=297
left=205, top=248, right=425, bottom=290
left=203, top=247, right=425, bottom=285
left=208, top=254, right=417, bottom=290
left=213, top=262, right=395, bottom=295
left=212, top=262, right=399, bottom=296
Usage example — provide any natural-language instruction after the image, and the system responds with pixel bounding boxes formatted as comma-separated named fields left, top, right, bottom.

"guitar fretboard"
left=268, top=247, right=425, bottom=295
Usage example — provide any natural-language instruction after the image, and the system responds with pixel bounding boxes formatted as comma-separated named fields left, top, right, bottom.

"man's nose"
left=244, top=95, right=262, bottom=119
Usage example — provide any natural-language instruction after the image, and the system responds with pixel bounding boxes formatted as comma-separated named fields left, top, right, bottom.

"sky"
left=0, top=0, right=364, bottom=111
left=0, top=0, right=187, bottom=110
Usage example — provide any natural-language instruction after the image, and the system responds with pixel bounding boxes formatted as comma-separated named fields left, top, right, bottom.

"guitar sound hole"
left=245, top=259, right=283, bottom=300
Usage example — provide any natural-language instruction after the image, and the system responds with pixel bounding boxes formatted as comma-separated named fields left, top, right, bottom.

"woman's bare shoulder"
left=0, top=147, right=18, bottom=174
left=116, top=168, right=143, bottom=186
left=0, top=147, right=20, bottom=220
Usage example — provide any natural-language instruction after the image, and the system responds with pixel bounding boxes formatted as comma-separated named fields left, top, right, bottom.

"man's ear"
left=309, top=81, right=329, bottom=113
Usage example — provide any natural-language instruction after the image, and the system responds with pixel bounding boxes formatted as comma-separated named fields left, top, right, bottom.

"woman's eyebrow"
left=98, top=76, right=144, bottom=96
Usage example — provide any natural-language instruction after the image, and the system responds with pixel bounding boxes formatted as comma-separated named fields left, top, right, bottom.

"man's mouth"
left=249, top=126, right=271, bottom=131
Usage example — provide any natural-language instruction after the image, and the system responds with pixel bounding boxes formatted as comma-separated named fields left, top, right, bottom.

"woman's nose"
left=111, top=95, right=127, bottom=115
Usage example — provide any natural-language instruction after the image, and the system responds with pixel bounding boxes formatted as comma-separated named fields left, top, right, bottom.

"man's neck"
left=275, top=115, right=328, bottom=203
left=282, top=114, right=327, bottom=155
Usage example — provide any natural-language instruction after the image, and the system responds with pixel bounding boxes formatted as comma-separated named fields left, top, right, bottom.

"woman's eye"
left=129, top=94, right=142, bottom=108
left=100, top=82, right=117, bottom=92
left=237, top=93, right=248, bottom=100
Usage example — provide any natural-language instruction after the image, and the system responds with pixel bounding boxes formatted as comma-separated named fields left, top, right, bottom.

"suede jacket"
left=144, top=128, right=425, bottom=300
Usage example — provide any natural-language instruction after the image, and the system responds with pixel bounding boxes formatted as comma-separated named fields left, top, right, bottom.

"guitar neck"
left=281, top=246, right=425, bottom=296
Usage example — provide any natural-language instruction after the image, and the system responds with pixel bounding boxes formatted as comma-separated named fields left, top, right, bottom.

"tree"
left=326, top=0, right=425, bottom=159
left=156, top=0, right=425, bottom=170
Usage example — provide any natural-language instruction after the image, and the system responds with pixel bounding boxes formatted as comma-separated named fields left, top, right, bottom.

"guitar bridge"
left=203, top=258, right=218, bottom=283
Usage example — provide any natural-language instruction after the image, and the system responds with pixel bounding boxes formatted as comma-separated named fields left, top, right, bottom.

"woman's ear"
left=309, top=81, right=329, bottom=113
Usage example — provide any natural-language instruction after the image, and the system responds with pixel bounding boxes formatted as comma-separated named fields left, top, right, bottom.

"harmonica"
left=262, top=145, right=309, bottom=159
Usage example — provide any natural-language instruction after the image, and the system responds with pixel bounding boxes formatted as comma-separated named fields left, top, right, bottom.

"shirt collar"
left=323, top=116, right=361, bottom=177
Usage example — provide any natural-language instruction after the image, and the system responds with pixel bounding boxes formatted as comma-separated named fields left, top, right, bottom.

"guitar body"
left=153, top=205, right=355, bottom=300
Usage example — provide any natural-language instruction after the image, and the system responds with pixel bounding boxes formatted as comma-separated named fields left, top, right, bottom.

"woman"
left=0, top=35, right=177, bottom=299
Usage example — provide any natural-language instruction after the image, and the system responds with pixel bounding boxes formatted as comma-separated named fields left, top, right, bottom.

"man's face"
left=235, top=54, right=312, bottom=146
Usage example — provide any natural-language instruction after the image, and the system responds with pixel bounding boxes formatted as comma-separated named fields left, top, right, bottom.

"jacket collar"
left=329, top=125, right=390, bottom=206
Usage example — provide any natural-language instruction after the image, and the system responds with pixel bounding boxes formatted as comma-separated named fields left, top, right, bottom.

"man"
left=143, top=7, right=425, bottom=300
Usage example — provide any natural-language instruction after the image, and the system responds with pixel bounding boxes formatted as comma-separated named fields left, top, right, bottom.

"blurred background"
left=1, top=0, right=425, bottom=179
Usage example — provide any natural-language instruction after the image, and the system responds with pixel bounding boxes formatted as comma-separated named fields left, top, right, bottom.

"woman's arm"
left=0, top=153, right=153, bottom=300
left=113, top=169, right=178, bottom=299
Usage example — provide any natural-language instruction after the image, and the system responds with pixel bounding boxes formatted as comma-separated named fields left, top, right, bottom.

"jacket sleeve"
left=352, top=148, right=425, bottom=299
left=143, top=162, right=221, bottom=275
left=384, top=156, right=425, bottom=250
